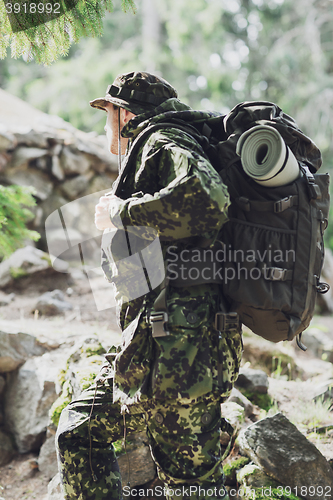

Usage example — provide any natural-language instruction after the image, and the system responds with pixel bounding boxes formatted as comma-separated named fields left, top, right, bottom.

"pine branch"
left=0, top=0, right=136, bottom=64
left=0, top=185, right=40, bottom=258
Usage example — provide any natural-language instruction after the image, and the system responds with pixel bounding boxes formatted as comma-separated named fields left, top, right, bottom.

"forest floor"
left=0, top=271, right=332, bottom=500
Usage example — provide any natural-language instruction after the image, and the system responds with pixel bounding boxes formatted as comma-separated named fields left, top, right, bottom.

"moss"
left=73, top=355, right=103, bottom=391
left=41, top=254, right=52, bottom=266
left=83, top=343, right=106, bottom=357
left=224, top=456, right=250, bottom=484
left=10, top=266, right=28, bottom=279
left=113, top=438, right=134, bottom=457
left=240, top=390, right=274, bottom=411
left=57, top=368, right=67, bottom=388
left=49, top=380, right=73, bottom=427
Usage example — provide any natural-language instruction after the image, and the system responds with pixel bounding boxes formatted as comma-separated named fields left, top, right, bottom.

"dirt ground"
left=0, top=270, right=332, bottom=500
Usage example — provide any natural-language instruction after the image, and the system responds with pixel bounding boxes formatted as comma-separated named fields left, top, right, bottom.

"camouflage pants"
left=56, top=371, right=230, bottom=500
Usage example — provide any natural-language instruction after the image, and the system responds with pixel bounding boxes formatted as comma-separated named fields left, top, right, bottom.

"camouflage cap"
left=89, top=71, right=178, bottom=115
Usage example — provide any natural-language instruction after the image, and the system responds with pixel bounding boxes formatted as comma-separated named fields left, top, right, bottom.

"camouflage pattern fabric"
left=56, top=362, right=232, bottom=500
left=101, top=98, right=234, bottom=406
left=56, top=96, right=242, bottom=498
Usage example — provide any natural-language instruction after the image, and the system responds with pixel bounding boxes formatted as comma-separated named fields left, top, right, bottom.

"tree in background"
left=1, top=0, right=333, bottom=245
left=0, top=185, right=40, bottom=258
left=0, top=0, right=136, bottom=64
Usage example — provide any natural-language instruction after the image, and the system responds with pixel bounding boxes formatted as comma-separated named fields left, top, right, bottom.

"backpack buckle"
left=274, top=196, right=293, bottom=213
left=215, top=312, right=240, bottom=332
left=150, top=311, right=170, bottom=337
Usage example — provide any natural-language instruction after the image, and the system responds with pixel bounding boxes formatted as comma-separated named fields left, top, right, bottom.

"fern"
left=0, top=0, right=136, bottom=64
left=0, top=185, right=40, bottom=258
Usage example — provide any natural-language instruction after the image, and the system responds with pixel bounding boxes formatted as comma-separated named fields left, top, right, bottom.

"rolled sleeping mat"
left=236, top=124, right=300, bottom=187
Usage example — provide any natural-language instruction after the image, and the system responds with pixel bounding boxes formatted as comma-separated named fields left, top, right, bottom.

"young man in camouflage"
left=56, top=71, right=243, bottom=500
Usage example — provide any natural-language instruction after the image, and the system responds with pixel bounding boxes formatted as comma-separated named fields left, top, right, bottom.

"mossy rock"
left=237, top=463, right=279, bottom=489
left=224, top=456, right=250, bottom=485
left=10, top=266, right=28, bottom=279
left=49, top=380, right=73, bottom=427
left=239, top=390, right=274, bottom=411
left=49, top=338, right=108, bottom=425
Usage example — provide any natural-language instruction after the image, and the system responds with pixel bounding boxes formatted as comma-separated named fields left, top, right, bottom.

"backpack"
left=113, top=101, right=330, bottom=349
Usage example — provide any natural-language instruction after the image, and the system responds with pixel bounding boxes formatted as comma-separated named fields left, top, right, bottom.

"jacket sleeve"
left=108, top=130, right=230, bottom=242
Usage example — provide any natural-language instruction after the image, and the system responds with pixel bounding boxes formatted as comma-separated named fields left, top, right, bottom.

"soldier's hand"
left=95, top=195, right=117, bottom=230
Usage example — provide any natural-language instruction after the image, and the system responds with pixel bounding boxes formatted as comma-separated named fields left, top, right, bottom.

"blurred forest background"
left=1, top=0, right=333, bottom=244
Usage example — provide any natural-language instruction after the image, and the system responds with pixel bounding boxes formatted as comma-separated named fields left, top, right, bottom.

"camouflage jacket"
left=102, top=98, right=232, bottom=405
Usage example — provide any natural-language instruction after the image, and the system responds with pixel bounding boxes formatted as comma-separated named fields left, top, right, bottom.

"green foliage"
left=287, top=395, right=333, bottom=432
left=0, top=0, right=136, bottom=64
left=49, top=379, right=73, bottom=426
left=224, top=456, right=250, bottom=483
left=2, top=0, right=333, bottom=248
left=9, top=266, right=28, bottom=279
left=241, top=389, right=275, bottom=412
left=0, top=184, right=40, bottom=258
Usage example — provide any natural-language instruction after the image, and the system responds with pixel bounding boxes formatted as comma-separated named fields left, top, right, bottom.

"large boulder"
left=0, top=246, right=68, bottom=289
left=0, top=429, right=16, bottom=466
left=0, top=330, right=46, bottom=373
left=4, top=349, right=69, bottom=453
left=235, top=367, right=269, bottom=394
left=34, top=289, right=73, bottom=316
left=238, top=413, right=333, bottom=500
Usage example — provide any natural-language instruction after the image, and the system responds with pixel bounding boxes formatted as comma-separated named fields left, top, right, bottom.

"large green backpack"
left=114, top=101, right=330, bottom=349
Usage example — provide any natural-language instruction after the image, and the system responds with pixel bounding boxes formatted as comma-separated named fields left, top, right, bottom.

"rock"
left=223, top=456, right=250, bottom=486
left=313, top=379, right=333, bottom=404
left=235, top=367, right=269, bottom=394
left=117, top=432, right=156, bottom=487
left=221, top=401, right=245, bottom=428
left=228, top=387, right=254, bottom=417
left=60, top=146, right=91, bottom=175
left=4, top=350, right=66, bottom=453
left=9, top=146, right=49, bottom=168
left=88, top=174, right=115, bottom=194
left=49, top=338, right=107, bottom=428
left=34, top=289, right=73, bottom=316
left=0, top=292, right=16, bottom=306
left=47, top=473, right=63, bottom=500
left=36, top=155, right=49, bottom=171
left=0, top=330, right=46, bottom=373
left=301, top=327, right=333, bottom=363
left=13, top=130, right=49, bottom=148
left=60, top=174, right=92, bottom=200
left=238, top=413, right=333, bottom=500
left=51, top=155, right=65, bottom=181
left=0, top=246, right=68, bottom=288
left=44, top=227, right=85, bottom=266
left=0, top=375, right=5, bottom=394
left=0, top=429, right=16, bottom=466
left=0, top=152, right=10, bottom=172
left=39, top=193, right=68, bottom=221
left=38, top=435, right=58, bottom=480
left=237, top=463, right=279, bottom=489
left=0, top=129, right=17, bottom=150
left=317, top=248, right=333, bottom=313
left=1, top=167, right=53, bottom=200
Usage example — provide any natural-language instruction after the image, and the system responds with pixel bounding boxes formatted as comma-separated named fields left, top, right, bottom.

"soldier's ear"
left=122, top=108, right=136, bottom=124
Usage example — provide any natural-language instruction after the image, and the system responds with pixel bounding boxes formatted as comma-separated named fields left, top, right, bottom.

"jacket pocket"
left=114, top=313, right=152, bottom=399
left=151, top=297, right=214, bottom=400
left=212, top=327, right=243, bottom=400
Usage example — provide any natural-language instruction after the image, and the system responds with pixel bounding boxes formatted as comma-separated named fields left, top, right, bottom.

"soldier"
left=55, top=71, right=243, bottom=500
